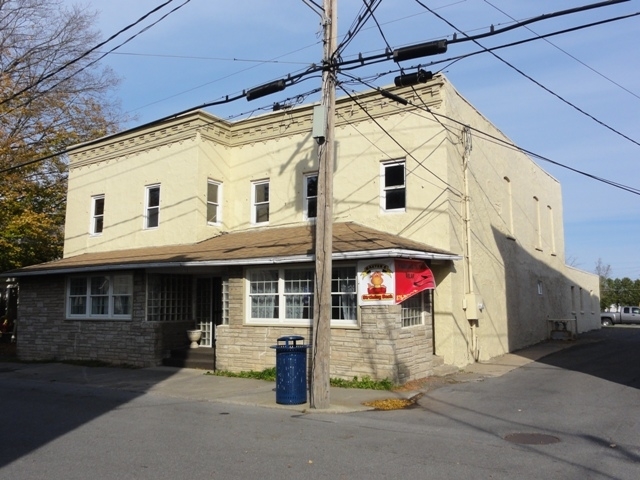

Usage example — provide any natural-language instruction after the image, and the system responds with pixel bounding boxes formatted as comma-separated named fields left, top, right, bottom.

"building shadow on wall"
left=492, top=226, right=597, bottom=356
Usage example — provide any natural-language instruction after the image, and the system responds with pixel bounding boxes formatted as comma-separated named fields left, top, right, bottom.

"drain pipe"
left=461, top=127, right=480, bottom=362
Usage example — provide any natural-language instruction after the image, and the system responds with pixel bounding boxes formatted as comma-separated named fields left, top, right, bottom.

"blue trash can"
left=271, top=336, right=309, bottom=405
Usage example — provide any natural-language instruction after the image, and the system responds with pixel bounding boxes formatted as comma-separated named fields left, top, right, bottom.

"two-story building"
left=4, top=75, right=600, bottom=382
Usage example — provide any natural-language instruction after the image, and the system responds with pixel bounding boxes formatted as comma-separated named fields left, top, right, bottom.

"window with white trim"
left=381, top=160, right=406, bottom=211
left=401, top=291, right=430, bottom=327
left=145, top=184, right=160, bottom=229
left=304, top=173, right=318, bottom=220
left=147, top=274, right=192, bottom=322
left=91, top=195, right=105, bottom=234
left=207, top=180, right=222, bottom=224
left=247, top=266, right=357, bottom=325
left=252, top=180, right=269, bottom=224
left=67, top=274, right=133, bottom=319
left=331, top=266, right=357, bottom=323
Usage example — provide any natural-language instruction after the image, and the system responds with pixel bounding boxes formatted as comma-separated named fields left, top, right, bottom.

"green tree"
left=0, top=0, right=124, bottom=272
left=596, top=258, right=614, bottom=310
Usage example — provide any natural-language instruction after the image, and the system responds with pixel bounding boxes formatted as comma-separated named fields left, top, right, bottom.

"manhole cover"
left=504, top=433, right=560, bottom=445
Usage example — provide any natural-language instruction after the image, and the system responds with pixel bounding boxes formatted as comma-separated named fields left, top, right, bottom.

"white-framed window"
left=246, top=265, right=357, bottom=326
left=67, top=274, right=133, bottom=320
left=401, top=291, right=430, bottom=327
left=304, top=173, right=318, bottom=220
left=251, top=180, right=269, bottom=225
left=90, top=195, right=105, bottom=235
left=331, top=266, right=357, bottom=324
left=145, top=184, right=160, bottom=229
left=147, top=274, right=192, bottom=322
left=538, top=280, right=544, bottom=296
left=207, top=180, right=222, bottom=224
left=381, top=160, right=406, bottom=212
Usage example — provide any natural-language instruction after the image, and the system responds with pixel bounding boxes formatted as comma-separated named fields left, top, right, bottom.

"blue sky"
left=70, top=0, right=640, bottom=278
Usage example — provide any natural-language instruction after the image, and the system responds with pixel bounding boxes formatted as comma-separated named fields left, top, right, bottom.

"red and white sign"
left=358, top=259, right=436, bottom=305
left=394, top=259, right=435, bottom=303
left=358, top=260, right=395, bottom=305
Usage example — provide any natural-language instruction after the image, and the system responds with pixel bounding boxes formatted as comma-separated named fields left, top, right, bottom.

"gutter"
left=4, top=248, right=462, bottom=277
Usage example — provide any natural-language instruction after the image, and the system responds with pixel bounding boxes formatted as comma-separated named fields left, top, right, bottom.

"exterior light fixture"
left=246, top=80, right=286, bottom=101
left=394, top=69, right=433, bottom=87
left=392, top=39, right=447, bottom=63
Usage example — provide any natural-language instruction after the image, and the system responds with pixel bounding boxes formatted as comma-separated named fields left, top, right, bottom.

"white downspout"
left=461, top=127, right=479, bottom=362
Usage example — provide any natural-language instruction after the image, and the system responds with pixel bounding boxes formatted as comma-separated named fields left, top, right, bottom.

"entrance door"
left=195, top=277, right=223, bottom=349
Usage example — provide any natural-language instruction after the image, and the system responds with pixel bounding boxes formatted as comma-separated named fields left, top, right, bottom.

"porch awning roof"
left=4, top=222, right=461, bottom=277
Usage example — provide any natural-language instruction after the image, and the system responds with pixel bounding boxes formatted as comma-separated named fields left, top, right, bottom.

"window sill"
left=66, top=317, right=132, bottom=321
left=246, top=320, right=358, bottom=329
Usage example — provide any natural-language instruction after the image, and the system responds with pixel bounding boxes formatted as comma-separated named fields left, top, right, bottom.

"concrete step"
left=431, top=355, right=459, bottom=377
left=163, top=347, right=215, bottom=370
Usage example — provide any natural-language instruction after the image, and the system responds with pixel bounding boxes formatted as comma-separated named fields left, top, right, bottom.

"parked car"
left=601, top=306, right=640, bottom=326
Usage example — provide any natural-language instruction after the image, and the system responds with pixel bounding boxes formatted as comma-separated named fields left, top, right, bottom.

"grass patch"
left=330, top=376, right=393, bottom=390
left=210, top=367, right=276, bottom=381
left=207, top=368, right=393, bottom=390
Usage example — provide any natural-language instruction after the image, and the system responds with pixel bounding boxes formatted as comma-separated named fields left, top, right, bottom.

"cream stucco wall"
left=63, top=75, right=599, bottom=369
left=434, top=78, right=598, bottom=366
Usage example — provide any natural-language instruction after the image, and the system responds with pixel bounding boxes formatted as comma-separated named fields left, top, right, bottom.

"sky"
left=65, top=0, right=640, bottom=279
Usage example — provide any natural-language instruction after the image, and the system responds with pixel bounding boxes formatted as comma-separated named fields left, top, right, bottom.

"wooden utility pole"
left=310, top=0, right=336, bottom=410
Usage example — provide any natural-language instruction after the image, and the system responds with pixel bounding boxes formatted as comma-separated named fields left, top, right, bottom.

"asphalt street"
left=0, top=327, right=638, bottom=479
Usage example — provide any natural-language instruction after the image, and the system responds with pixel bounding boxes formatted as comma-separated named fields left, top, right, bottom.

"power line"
left=4, top=0, right=638, bottom=195
left=482, top=0, right=640, bottom=103
left=340, top=70, right=640, bottom=197
left=412, top=0, right=640, bottom=149
left=0, top=0, right=189, bottom=110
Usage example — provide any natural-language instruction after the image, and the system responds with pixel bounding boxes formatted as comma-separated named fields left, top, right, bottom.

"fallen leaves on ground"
left=362, top=398, right=415, bottom=410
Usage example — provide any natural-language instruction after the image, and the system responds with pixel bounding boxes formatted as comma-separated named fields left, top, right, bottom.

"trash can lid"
left=277, top=335, right=304, bottom=342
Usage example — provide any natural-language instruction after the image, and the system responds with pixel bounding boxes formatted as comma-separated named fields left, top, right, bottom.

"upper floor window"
left=304, top=173, right=318, bottom=220
left=67, top=274, right=133, bottom=320
left=207, top=180, right=222, bottom=224
left=381, top=160, right=406, bottom=211
left=252, top=180, right=269, bottom=224
left=145, top=184, right=160, bottom=229
left=91, top=195, right=105, bottom=235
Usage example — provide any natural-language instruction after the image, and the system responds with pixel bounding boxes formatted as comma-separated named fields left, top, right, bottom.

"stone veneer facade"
left=16, top=267, right=433, bottom=383
left=16, top=272, right=192, bottom=368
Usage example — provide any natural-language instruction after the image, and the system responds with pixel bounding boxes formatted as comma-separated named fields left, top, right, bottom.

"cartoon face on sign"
left=368, top=271, right=387, bottom=294
left=358, top=260, right=395, bottom=304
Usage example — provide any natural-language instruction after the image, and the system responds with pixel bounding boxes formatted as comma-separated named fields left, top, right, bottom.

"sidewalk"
left=0, top=336, right=591, bottom=413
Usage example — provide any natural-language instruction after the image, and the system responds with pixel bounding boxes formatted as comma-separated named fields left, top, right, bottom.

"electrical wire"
left=335, top=0, right=383, bottom=59
left=413, top=0, right=640, bottom=149
left=340, top=71, right=640, bottom=196
left=0, top=85, right=325, bottom=175
left=0, top=0, right=188, bottom=109
left=337, top=83, right=460, bottom=196
left=482, top=0, right=640, bottom=103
